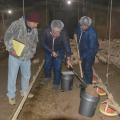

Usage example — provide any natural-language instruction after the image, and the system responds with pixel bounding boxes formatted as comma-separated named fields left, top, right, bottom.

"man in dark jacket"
left=42, top=20, right=72, bottom=90
left=74, top=16, right=99, bottom=84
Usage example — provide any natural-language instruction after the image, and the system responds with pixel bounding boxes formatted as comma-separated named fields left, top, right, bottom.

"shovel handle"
left=73, top=71, right=87, bottom=88
left=79, top=60, right=83, bottom=78
left=68, top=66, right=87, bottom=88
left=74, top=34, right=83, bottom=78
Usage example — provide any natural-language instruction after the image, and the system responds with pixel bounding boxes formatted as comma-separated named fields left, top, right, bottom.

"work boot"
left=9, top=98, right=16, bottom=105
left=21, top=91, right=34, bottom=98
left=40, top=78, right=51, bottom=85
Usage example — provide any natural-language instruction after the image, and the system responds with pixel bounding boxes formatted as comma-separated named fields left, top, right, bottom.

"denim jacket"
left=75, top=25, right=99, bottom=60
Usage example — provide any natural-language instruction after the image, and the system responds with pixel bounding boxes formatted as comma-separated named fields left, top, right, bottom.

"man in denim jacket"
left=42, top=20, right=72, bottom=90
left=4, top=12, right=40, bottom=105
left=74, top=16, right=99, bottom=84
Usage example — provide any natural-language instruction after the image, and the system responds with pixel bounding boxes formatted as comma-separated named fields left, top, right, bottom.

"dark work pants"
left=82, top=57, right=95, bottom=84
left=44, top=53, right=62, bottom=86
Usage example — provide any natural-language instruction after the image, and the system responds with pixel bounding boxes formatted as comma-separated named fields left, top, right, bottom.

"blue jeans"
left=82, top=57, right=95, bottom=84
left=44, top=53, right=62, bottom=86
left=7, top=55, right=31, bottom=98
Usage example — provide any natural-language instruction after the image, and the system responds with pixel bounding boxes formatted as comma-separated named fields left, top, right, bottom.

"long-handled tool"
left=74, top=34, right=83, bottom=78
left=69, top=67, right=87, bottom=88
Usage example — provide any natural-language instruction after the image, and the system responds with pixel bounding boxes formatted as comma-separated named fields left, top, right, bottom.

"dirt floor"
left=18, top=72, right=101, bottom=120
left=0, top=54, right=120, bottom=120
left=18, top=62, right=120, bottom=120
left=0, top=54, right=40, bottom=120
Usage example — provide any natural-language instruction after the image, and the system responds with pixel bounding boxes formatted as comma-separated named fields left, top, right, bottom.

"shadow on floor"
left=49, top=118, right=78, bottom=120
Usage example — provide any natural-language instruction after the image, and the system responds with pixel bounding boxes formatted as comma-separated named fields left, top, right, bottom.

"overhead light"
left=67, top=0, right=72, bottom=5
left=7, top=9, right=13, bottom=14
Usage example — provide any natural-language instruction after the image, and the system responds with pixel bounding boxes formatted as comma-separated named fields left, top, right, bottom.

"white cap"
left=51, top=20, right=64, bottom=31
left=79, top=16, right=92, bottom=26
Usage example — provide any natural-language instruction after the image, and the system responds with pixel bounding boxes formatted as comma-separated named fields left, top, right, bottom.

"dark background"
left=0, top=0, right=120, bottom=39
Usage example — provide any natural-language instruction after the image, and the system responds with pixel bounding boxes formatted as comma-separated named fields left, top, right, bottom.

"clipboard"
left=13, top=39, right=25, bottom=56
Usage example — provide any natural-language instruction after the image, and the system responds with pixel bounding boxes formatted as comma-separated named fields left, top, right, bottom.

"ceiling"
left=0, top=0, right=119, bottom=8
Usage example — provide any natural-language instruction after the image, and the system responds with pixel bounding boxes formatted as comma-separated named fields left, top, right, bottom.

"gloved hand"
left=66, top=57, right=73, bottom=68
left=78, top=59, right=82, bottom=64
left=51, top=51, right=58, bottom=58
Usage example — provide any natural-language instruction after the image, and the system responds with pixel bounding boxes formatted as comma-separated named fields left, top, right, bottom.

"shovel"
left=68, top=67, right=87, bottom=88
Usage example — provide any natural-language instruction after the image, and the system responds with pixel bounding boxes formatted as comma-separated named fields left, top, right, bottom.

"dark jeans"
left=82, top=57, right=95, bottom=84
left=44, top=53, right=62, bottom=86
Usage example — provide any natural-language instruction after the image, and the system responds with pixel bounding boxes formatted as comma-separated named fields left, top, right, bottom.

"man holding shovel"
left=42, top=20, right=72, bottom=90
left=74, top=16, right=99, bottom=84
